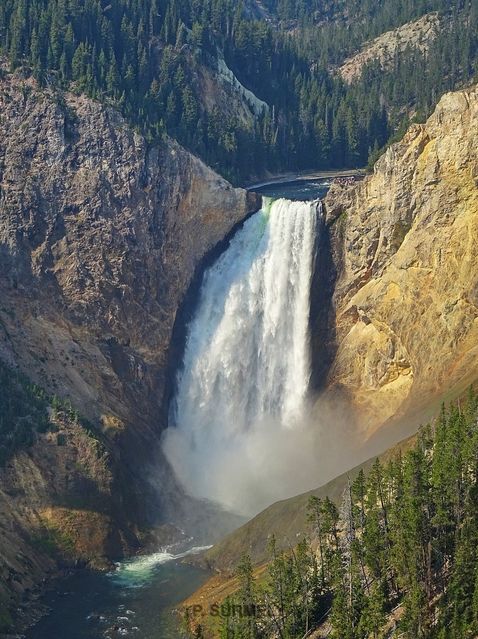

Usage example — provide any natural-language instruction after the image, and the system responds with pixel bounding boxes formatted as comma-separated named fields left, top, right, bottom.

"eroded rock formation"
left=321, top=85, right=478, bottom=437
left=0, top=69, right=258, bottom=627
left=0, top=73, right=259, bottom=440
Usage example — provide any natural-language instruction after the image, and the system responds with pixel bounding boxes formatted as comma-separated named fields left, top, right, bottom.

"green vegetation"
left=0, top=0, right=477, bottom=182
left=218, top=389, right=478, bottom=638
left=0, top=360, right=50, bottom=464
left=0, top=593, right=13, bottom=633
left=0, top=359, right=102, bottom=465
left=30, top=525, right=75, bottom=556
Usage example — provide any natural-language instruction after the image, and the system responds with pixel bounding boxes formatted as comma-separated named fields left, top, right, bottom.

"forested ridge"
left=0, top=0, right=477, bottom=181
left=205, top=390, right=478, bottom=639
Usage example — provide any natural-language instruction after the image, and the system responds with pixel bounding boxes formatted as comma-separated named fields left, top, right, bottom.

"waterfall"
left=163, top=198, right=322, bottom=515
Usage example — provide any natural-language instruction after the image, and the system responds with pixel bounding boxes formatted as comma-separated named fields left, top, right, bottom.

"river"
left=27, top=548, right=210, bottom=639
left=252, top=176, right=332, bottom=201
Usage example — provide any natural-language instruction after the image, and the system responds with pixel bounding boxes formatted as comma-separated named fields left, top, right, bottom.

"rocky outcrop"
left=321, top=85, right=478, bottom=437
left=0, top=408, right=127, bottom=632
left=336, top=12, right=441, bottom=83
left=0, top=69, right=259, bottom=628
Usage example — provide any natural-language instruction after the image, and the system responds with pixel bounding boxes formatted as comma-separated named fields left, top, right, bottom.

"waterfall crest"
left=163, top=198, right=321, bottom=514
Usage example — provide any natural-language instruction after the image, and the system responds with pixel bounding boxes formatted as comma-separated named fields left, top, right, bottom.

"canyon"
left=0, top=66, right=477, bottom=632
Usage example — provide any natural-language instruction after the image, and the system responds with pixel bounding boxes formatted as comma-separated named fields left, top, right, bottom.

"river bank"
left=246, top=168, right=366, bottom=190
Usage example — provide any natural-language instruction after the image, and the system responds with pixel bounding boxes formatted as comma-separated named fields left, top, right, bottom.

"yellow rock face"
left=324, top=85, right=478, bottom=437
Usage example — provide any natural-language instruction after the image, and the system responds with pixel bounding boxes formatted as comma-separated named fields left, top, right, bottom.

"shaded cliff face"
left=0, top=73, right=259, bottom=444
left=0, top=69, right=259, bottom=626
left=0, top=409, right=126, bottom=631
left=321, top=85, right=478, bottom=437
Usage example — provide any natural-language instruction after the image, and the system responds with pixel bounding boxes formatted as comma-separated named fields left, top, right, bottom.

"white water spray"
left=163, top=198, right=322, bottom=515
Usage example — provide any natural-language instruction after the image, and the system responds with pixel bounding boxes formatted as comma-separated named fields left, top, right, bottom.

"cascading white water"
left=163, top=198, right=322, bottom=515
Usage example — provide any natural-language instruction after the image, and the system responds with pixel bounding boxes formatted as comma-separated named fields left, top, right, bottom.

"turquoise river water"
left=27, top=548, right=210, bottom=639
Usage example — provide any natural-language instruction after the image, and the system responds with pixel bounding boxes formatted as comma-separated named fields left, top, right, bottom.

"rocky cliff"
left=0, top=72, right=258, bottom=442
left=319, top=84, right=478, bottom=441
left=0, top=68, right=258, bottom=629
